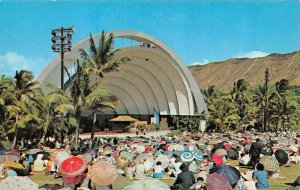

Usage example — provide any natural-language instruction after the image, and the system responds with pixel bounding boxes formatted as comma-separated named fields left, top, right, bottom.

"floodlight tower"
left=51, top=26, right=75, bottom=90
left=51, top=26, right=75, bottom=143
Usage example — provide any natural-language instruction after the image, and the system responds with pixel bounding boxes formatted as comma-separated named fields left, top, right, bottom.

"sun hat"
left=241, top=170, right=253, bottom=181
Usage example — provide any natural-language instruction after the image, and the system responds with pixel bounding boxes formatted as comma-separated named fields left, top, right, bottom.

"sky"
left=1, top=0, right=300, bottom=77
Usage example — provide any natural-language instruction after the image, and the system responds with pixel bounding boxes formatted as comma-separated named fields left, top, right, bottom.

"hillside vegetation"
left=189, top=51, right=300, bottom=89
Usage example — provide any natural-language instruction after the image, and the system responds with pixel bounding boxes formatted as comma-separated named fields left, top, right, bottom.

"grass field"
left=30, top=161, right=299, bottom=190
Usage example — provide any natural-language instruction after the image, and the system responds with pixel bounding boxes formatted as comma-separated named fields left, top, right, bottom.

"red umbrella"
left=224, top=144, right=232, bottom=150
left=59, top=156, right=88, bottom=177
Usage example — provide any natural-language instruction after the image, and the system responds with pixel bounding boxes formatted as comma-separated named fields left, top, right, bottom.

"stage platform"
left=79, top=130, right=170, bottom=139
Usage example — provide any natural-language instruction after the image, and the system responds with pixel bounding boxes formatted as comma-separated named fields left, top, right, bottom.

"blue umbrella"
left=180, top=152, right=195, bottom=162
left=209, top=164, right=241, bottom=187
left=194, top=152, right=205, bottom=161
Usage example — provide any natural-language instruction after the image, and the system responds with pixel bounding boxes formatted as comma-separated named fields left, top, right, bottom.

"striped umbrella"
left=180, top=152, right=195, bottom=162
left=260, top=156, right=279, bottom=172
left=206, top=172, right=233, bottom=190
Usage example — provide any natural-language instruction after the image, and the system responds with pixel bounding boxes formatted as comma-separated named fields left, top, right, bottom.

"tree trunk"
left=39, top=125, right=48, bottom=144
left=275, top=119, right=279, bottom=132
left=13, top=114, right=19, bottom=149
left=75, top=117, right=81, bottom=150
left=91, top=109, right=97, bottom=148
left=60, top=113, right=64, bottom=144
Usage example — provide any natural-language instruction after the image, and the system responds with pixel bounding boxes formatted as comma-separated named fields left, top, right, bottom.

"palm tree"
left=253, top=68, right=272, bottom=132
left=269, top=79, right=298, bottom=131
left=0, top=75, right=15, bottom=139
left=253, top=84, right=273, bottom=132
left=8, top=70, right=40, bottom=147
left=36, top=83, right=76, bottom=144
left=230, top=79, right=252, bottom=131
left=79, top=31, right=127, bottom=85
left=78, top=31, right=127, bottom=143
left=84, top=88, right=118, bottom=147
left=69, top=60, right=91, bottom=149
left=207, top=98, right=239, bottom=132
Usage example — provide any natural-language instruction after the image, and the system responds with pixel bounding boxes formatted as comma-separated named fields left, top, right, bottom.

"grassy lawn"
left=30, top=161, right=299, bottom=190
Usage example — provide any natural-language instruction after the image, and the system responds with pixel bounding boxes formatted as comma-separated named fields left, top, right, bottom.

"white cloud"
left=0, top=51, right=49, bottom=77
left=234, top=50, right=269, bottom=59
left=189, top=59, right=210, bottom=66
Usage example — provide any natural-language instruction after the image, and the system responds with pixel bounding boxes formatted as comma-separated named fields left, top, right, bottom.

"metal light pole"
left=51, top=26, right=75, bottom=144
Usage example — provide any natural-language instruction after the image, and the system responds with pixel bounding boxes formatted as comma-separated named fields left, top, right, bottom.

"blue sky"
left=0, top=0, right=300, bottom=77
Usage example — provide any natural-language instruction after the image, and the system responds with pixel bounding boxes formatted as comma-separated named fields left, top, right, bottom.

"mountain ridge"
left=188, top=50, right=300, bottom=90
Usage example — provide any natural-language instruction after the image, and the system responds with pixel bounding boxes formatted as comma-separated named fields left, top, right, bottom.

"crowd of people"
left=0, top=129, right=299, bottom=190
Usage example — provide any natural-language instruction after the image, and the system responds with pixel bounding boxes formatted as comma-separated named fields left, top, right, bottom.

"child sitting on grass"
left=253, top=163, right=269, bottom=189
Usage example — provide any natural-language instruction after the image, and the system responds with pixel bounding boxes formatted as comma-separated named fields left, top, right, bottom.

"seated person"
left=153, top=161, right=164, bottom=178
left=172, top=163, right=195, bottom=190
left=253, top=163, right=269, bottom=189
left=33, top=154, right=45, bottom=172
left=126, top=163, right=135, bottom=179
left=239, top=153, right=250, bottom=166
left=190, top=177, right=204, bottom=190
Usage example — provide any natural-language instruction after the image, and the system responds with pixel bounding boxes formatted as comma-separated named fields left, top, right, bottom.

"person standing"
left=249, top=138, right=262, bottom=169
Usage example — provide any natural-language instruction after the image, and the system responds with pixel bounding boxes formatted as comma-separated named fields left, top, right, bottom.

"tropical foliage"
left=171, top=72, right=300, bottom=133
left=0, top=31, right=126, bottom=148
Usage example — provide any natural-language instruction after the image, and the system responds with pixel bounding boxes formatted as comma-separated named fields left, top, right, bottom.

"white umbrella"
left=131, top=143, right=139, bottom=149
left=123, top=178, right=170, bottom=190
left=155, top=154, right=170, bottom=169
left=54, top=150, right=71, bottom=164
left=136, top=145, right=146, bottom=154
left=176, top=145, right=185, bottom=151
left=170, top=144, right=179, bottom=151
left=83, top=149, right=96, bottom=162
left=0, top=176, right=39, bottom=190
left=144, top=158, right=155, bottom=171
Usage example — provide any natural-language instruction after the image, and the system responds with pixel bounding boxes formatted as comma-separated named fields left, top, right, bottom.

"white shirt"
left=243, top=181, right=256, bottom=190
left=240, top=154, right=250, bottom=165
left=174, top=162, right=182, bottom=174
left=154, top=165, right=164, bottom=173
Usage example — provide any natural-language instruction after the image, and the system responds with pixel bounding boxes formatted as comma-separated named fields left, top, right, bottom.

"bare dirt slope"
left=189, top=51, right=300, bottom=90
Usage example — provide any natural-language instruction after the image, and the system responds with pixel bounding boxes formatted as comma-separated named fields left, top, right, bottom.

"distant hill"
left=188, top=51, right=300, bottom=90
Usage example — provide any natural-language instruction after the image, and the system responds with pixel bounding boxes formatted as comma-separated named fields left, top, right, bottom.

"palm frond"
left=89, top=34, right=98, bottom=59
left=54, top=104, right=75, bottom=115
